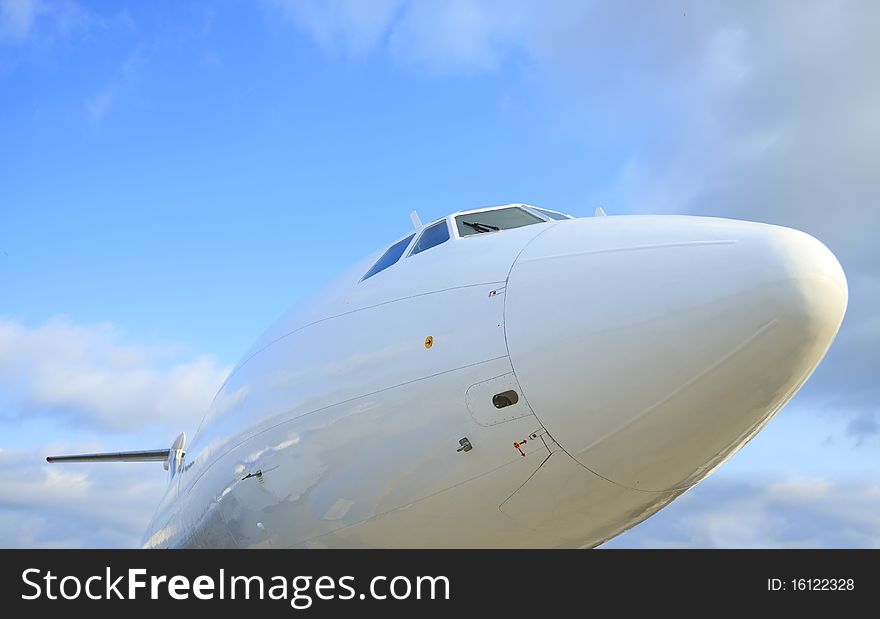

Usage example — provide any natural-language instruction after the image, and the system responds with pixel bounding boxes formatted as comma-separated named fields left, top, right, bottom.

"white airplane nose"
left=505, top=216, right=847, bottom=492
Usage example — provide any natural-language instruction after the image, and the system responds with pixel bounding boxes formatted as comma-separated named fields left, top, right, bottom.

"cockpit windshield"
left=361, top=205, right=570, bottom=283
left=455, top=207, right=545, bottom=237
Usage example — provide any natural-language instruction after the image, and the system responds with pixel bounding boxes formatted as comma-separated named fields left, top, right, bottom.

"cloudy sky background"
left=1, top=0, right=878, bottom=548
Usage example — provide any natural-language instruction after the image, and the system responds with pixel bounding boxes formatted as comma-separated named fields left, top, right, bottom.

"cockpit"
left=361, top=204, right=572, bottom=281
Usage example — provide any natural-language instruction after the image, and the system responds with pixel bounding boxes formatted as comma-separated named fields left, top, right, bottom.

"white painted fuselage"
left=142, top=208, right=847, bottom=548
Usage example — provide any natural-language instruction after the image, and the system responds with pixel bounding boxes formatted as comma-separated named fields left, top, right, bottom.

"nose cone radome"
left=505, top=216, right=847, bottom=492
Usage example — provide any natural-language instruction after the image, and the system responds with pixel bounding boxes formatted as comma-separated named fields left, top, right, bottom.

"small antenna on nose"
left=410, top=210, right=423, bottom=229
left=594, top=207, right=607, bottom=217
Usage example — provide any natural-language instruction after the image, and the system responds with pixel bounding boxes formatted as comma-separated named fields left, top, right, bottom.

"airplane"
left=47, top=204, right=848, bottom=548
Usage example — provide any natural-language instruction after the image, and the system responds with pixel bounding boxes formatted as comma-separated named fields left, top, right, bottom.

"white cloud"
left=268, top=0, right=404, bottom=55
left=0, top=0, right=88, bottom=45
left=0, top=316, right=228, bottom=547
left=267, top=0, right=534, bottom=73
left=85, top=45, right=143, bottom=123
left=0, top=447, right=167, bottom=547
left=387, top=0, right=528, bottom=74
left=764, top=477, right=832, bottom=502
left=0, top=0, right=41, bottom=42
left=606, top=476, right=880, bottom=548
left=267, top=0, right=878, bottom=244
left=0, top=316, right=229, bottom=432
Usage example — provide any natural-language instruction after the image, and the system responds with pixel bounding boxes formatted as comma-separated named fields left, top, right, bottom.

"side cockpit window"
left=409, top=220, right=450, bottom=256
left=361, top=233, right=415, bottom=281
left=455, top=206, right=545, bottom=237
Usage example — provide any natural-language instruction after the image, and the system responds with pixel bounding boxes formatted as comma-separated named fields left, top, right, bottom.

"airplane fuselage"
left=142, top=208, right=847, bottom=548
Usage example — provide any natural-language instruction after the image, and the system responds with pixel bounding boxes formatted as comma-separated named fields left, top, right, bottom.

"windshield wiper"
left=462, top=221, right=500, bottom=234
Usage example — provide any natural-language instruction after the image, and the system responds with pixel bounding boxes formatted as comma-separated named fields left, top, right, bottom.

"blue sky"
left=1, top=0, right=878, bottom=547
